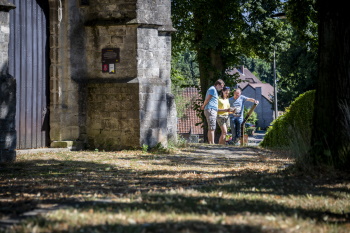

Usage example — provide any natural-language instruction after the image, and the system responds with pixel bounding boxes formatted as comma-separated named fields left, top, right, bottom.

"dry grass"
left=0, top=144, right=349, bottom=232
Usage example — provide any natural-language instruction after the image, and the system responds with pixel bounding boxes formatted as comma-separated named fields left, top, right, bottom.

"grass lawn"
left=1, top=144, right=350, bottom=232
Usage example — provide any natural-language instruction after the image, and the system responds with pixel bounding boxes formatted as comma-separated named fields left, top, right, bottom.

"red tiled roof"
left=177, top=87, right=204, bottom=135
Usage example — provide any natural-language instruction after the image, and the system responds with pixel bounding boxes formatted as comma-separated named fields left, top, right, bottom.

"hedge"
left=261, top=90, right=315, bottom=151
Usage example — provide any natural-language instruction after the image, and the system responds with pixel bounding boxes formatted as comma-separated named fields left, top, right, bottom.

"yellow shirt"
left=218, top=98, right=230, bottom=115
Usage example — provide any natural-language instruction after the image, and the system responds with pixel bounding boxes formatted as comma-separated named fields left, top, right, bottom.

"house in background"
left=227, top=66, right=274, bottom=129
left=177, top=66, right=274, bottom=140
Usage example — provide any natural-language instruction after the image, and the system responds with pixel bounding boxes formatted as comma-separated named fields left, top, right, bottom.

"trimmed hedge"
left=261, top=90, right=315, bottom=150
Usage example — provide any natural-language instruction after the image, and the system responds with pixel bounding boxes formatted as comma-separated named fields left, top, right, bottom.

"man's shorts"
left=217, top=115, right=230, bottom=127
left=204, top=108, right=217, bottom=130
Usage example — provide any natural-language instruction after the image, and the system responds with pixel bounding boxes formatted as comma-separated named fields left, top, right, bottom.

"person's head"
left=214, top=79, right=225, bottom=91
left=233, top=89, right=242, bottom=98
left=220, top=86, right=230, bottom=99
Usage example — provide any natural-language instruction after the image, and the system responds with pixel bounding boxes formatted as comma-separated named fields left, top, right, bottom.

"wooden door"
left=8, top=0, right=50, bottom=149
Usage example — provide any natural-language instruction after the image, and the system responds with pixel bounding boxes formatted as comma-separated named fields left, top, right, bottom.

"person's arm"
left=218, top=108, right=230, bottom=113
left=201, top=94, right=212, bottom=110
left=247, top=98, right=259, bottom=104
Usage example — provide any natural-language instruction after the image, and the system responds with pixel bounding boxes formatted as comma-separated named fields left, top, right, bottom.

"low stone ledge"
left=16, top=148, right=70, bottom=155
left=51, top=141, right=85, bottom=150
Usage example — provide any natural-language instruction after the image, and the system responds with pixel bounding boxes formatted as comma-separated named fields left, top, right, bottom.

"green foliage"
left=261, top=90, right=315, bottom=154
left=240, top=29, right=317, bottom=110
left=149, top=136, right=190, bottom=154
left=172, top=86, right=193, bottom=120
left=141, top=144, right=149, bottom=153
left=243, top=107, right=258, bottom=125
left=240, top=56, right=273, bottom=85
left=240, top=1, right=293, bottom=59
left=265, top=0, right=317, bottom=110
left=171, top=50, right=198, bottom=121
left=277, top=43, right=317, bottom=109
left=285, top=0, right=318, bottom=52
left=171, top=0, right=288, bottom=89
left=243, top=107, right=258, bottom=136
left=149, top=143, right=168, bottom=154
left=245, top=127, right=256, bottom=136
left=171, top=0, right=318, bottom=142
left=171, top=50, right=200, bottom=87
left=171, top=50, right=200, bottom=121
left=167, top=135, right=189, bottom=149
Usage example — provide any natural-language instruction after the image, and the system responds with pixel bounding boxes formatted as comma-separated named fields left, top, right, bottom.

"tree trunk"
left=193, top=1, right=225, bottom=143
left=197, top=46, right=224, bottom=143
left=310, top=0, right=350, bottom=169
left=197, top=48, right=210, bottom=143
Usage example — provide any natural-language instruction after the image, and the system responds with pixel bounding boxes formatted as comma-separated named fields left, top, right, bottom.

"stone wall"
left=0, top=3, right=10, bottom=75
left=1, top=0, right=176, bottom=152
left=87, top=82, right=140, bottom=150
left=48, top=0, right=176, bottom=150
left=137, top=27, right=175, bottom=146
left=83, top=0, right=136, bottom=20
left=0, top=76, right=16, bottom=162
left=136, top=0, right=177, bottom=146
left=48, top=0, right=82, bottom=148
left=0, top=0, right=16, bottom=162
left=84, top=25, right=137, bottom=79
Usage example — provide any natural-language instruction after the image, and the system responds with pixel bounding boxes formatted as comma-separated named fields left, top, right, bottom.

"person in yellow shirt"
left=217, top=86, right=233, bottom=144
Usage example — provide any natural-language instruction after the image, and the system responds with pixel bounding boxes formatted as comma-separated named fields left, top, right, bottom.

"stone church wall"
left=48, top=0, right=176, bottom=150
left=0, top=1, right=16, bottom=162
left=1, top=0, right=176, bottom=153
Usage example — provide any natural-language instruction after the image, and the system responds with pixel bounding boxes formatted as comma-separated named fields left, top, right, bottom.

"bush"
left=261, top=90, right=315, bottom=157
left=244, top=107, right=258, bottom=125
left=245, top=127, right=256, bottom=136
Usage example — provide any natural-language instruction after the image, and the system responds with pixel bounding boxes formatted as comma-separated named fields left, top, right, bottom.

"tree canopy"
left=172, top=0, right=350, bottom=169
left=171, top=0, right=289, bottom=91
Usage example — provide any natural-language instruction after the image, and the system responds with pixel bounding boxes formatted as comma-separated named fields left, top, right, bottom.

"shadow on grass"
left=118, top=147, right=278, bottom=169
left=197, top=170, right=350, bottom=198
left=59, top=194, right=350, bottom=225
left=1, top=148, right=350, bottom=230
left=10, top=217, right=273, bottom=233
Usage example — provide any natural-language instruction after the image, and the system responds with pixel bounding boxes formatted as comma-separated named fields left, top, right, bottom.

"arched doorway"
left=8, top=0, right=50, bottom=149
